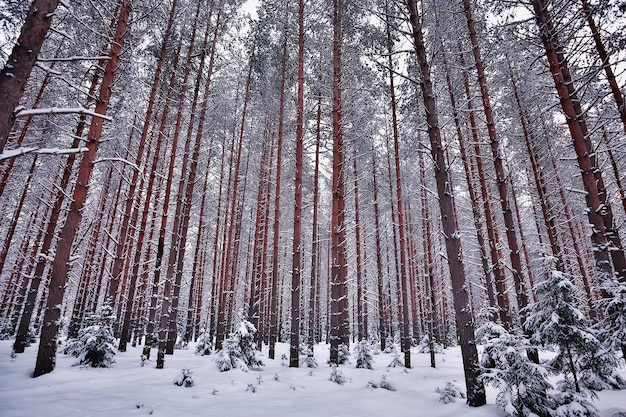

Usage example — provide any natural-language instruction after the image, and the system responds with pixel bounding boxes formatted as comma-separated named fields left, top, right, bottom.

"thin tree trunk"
left=531, top=0, right=622, bottom=282
left=307, top=96, right=322, bottom=353
left=463, top=0, right=530, bottom=318
left=407, top=0, right=486, bottom=405
left=385, top=2, right=411, bottom=367
left=329, top=0, right=349, bottom=366
left=268, top=30, right=288, bottom=360
left=290, top=0, right=305, bottom=368
left=580, top=0, right=626, bottom=132
left=33, top=0, right=131, bottom=377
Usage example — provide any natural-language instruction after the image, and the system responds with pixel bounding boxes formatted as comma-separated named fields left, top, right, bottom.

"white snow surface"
left=1, top=340, right=625, bottom=417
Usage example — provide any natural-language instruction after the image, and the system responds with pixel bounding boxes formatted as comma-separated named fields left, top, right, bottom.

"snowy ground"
left=1, top=340, right=625, bottom=417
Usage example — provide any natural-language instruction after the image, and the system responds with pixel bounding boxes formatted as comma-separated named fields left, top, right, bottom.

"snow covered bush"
left=435, top=381, right=465, bottom=404
left=329, top=365, right=346, bottom=385
left=299, top=345, right=318, bottom=368
left=477, top=322, right=554, bottom=417
left=338, top=343, right=350, bottom=365
left=214, top=318, right=263, bottom=372
left=551, top=389, right=599, bottom=417
left=173, top=367, right=194, bottom=387
left=523, top=259, right=621, bottom=416
left=368, top=374, right=396, bottom=391
left=64, top=308, right=116, bottom=368
left=0, top=319, right=14, bottom=340
left=417, top=335, right=444, bottom=354
left=355, top=340, right=374, bottom=369
left=195, top=330, right=213, bottom=356
left=596, top=278, right=626, bottom=365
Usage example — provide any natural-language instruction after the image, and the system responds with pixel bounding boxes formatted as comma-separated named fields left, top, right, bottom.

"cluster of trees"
left=0, top=0, right=625, bottom=409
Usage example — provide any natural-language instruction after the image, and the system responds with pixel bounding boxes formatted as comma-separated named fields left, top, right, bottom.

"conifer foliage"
left=64, top=306, right=116, bottom=368
left=214, top=318, right=263, bottom=372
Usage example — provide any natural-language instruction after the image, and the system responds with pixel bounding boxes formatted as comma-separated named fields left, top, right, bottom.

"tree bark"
left=407, top=0, right=485, bottom=406
left=33, top=0, right=131, bottom=377
left=0, top=0, right=60, bottom=152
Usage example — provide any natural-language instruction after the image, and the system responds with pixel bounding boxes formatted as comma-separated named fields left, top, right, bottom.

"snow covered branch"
left=14, top=107, right=113, bottom=121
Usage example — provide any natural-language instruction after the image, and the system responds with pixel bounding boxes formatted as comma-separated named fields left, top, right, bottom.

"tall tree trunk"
left=33, top=0, right=131, bottom=377
left=268, top=30, right=288, bottom=360
left=308, top=96, right=322, bottom=353
left=0, top=0, right=60, bottom=152
left=531, top=0, right=623, bottom=282
left=372, top=158, right=388, bottom=351
left=385, top=2, right=411, bottom=367
left=290, top=0, right=305, bottom=368
left=352, top=153, right=365, bottom=342
left=329, top=0, right=349, bottom=366
left=580, top=0, right=626, bottom=132
left=463, top=0, right=530, bottom=318
left=407, top=0, right=486, bottom=406
left=458, top=44, right=510, bottom=327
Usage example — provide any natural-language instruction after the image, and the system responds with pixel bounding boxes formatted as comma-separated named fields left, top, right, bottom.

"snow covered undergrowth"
left=1, top=340, right=624, bottom=417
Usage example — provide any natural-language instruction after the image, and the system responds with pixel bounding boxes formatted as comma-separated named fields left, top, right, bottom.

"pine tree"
left=526, top=258, right=622, bottom=402
left=64, top=305, right=116, bottom=368
left=477, top=322, right=553, bottom=417
left=214, top=317, right=264, bottom=372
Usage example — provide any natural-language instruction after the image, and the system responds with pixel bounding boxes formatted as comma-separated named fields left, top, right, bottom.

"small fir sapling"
left=368, top=374, right=396, bottom=391
left=596, top=278, right=626, bottom=364
left=329, top=365, right=346, bottom=385
left=214, top=318, right=264, bottom=372
left=526, top=260, right=621, bottom=393
left=173, top=367, right=194, bottom=387
left=477, top=322, right=554, bottom=417
left=0, top=318, right=14, bottom=340
left=195, top=330, right=213, bottom=356
left=64, top=305, right=116, bottom=368
left=435, top=381, right=466, bottom=404
left=417, top=335, right=444, bottom=354
left=387, top=342, right=403, bottom=368
left=299, top=344, right=318, bottom=368
left=338, top=343, right=351, bottom=365
left=355, top=340, right=374, bottom=369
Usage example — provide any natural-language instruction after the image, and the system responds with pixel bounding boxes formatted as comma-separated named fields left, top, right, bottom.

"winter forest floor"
left=0, top=340, right=625, bottom=417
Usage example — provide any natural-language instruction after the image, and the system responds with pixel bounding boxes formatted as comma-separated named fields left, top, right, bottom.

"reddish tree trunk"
left=407, top=0, right=486, bottom=406
left=290, top=0, right=305, bottom=368
left=531, top=0, right=622, bottom=282
left=0, top=0, right=60, bottom=151
left=33, top=0, right=131, bottom=377
left=329, top=0, right=349, bottom=366
left=463, top=0, right=530, bottom=317
left=458, top=45, right=511, bottom=327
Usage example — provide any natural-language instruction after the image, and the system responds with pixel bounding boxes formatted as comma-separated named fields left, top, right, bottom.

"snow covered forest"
left=1, top=0, right=626, bottom=415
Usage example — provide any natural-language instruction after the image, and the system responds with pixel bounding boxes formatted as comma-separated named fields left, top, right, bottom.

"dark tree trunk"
left=407, top=0, right=486, bottom=406
left=33, top=0, right=131, bottom=377
left=329, top=0, right=349, bottom=366
left=0, top=0, right=60, bottom=152
left=290, top=0, right=305, bottom=368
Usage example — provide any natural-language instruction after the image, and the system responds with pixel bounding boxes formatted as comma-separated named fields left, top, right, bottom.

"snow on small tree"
left=0, top=318, right=14, bottom=340
left=525, top=258, right=610, bottom=413
left=299, top=344, right=318, bottom=368
left=383, top=334, right=394, bottom=353
left=195, top=329, right=213, bottom=356
left=355, top=340, right=374, bottom=369
left=173, top=367, right=194, bottom=387
left=214, top=318, right=263, bottom=372
left=435, top=381, right=466, bottom=404
left=329, top=365, right=346, bottom=385
left=596, top=278, right=626, bottom=363
left=64, top=305, right=116, bottom=368
left=417, top=335, right=444, bottom=354
left=477, top=322, right=554, bottom=417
